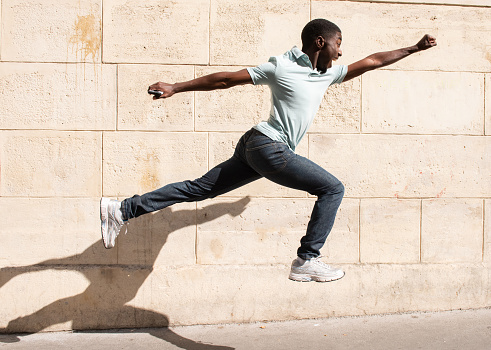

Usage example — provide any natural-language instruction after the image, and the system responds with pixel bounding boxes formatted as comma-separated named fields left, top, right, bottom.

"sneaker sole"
left=100, top=197, right=112, bottom=249
left=289, top=271, right=345, bottom=283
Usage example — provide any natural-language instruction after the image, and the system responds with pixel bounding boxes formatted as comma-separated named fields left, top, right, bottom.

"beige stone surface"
left=196, top=198, right=359, bottom=265
left=355, top=264, right=487, bottom=316
left=312, top=1, right=491, bottom=73
left=2, top=0, right=102, bottom=63
left=309, top=134, right=491, bottom=198
left=103, top=0, right=209, bottom=64
left=116, top=202, right=196, bottom=267
left=485, top=200, right=491, bottom=263
left=357, top=0, right=491, bottom=6
left=197, top=197, right=312, bottom=234
left=0, top=131, right=102, bottom=197
left=147, top=263, right=486, bottom=325
left=102, top=131, right=207, bottom=197
left=207, top=132, right=308, bottom=198
left=486, top=74, right=490, bottom=136
left=0, top=269, right=92, bottom=331
left=0, top=198, right=115, bottom=268
left=422, top=199, right=483, bottom=263
left=360, top=199, right=421, bottom=263
left=195, top=66, right=271, bottom=132
left=311, top=76, right=361, bottom=134
left=0, top=265, right=155, bottom=331
left=362, top=71, right=484, bottom=135
left=0, top=63, right=116, bottom=130
left=148, top=264, right=363, bottom=324
left=117, top=65, right=194, bottom=131
left=1, top=263, right=488, bottom=331
left=0, top=1, right=2, bottom=61
left=210, top=0, right=309, bottom=66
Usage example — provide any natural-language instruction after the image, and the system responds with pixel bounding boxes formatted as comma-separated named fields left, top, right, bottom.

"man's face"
left=317, top=32, right=343, bottom=72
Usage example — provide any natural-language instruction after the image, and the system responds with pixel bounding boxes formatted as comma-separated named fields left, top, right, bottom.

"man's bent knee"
left=314, top=180, right=344, bottom=198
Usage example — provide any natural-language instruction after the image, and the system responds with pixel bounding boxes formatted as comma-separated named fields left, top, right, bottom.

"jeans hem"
left=120, top=199, right=130, bottom=222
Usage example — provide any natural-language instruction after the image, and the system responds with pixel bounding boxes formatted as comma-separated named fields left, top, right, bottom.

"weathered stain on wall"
left=69, top=14, right=101, bottom=62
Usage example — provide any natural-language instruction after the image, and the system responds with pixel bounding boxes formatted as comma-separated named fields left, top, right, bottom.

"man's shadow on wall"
left=0, top=198, right=251, bottom=350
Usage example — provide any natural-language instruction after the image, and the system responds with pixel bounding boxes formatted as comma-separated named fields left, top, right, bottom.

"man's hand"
left=416, top=34, right=437, bottom=51
left=148, top=82, right=175, bottom=100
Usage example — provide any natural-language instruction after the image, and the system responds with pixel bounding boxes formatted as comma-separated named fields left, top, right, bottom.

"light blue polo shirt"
left=247, top=47, right=347, bottom=151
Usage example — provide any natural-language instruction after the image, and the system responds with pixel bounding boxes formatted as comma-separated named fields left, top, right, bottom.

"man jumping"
left=101, top=19, right=436, bottom=282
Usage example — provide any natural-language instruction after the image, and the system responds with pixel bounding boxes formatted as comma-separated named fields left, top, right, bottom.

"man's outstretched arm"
left=343, top=34, right=437, bottom=82
left=148, top=69, right=253, bottom=99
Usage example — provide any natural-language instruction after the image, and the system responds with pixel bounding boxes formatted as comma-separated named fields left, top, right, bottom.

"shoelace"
left=121, top=221, right=128, bottom=235
left=309, top=256, right=334, bottom=269
left=114, top=218, right=128, bottom=235
left=109, top=203, right=127, bottom=235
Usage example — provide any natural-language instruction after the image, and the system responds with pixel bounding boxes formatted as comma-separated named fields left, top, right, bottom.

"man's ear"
left=315, top=35, right=326, bottom=50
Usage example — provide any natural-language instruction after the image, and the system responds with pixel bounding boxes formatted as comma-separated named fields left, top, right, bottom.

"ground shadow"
left=0, top=198, right=252, bottom=349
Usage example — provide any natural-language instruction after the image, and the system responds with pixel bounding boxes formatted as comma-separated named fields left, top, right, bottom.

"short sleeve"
left=331, top=65, right=348, bottom=85
left=246, top=58, right=277, bottom=85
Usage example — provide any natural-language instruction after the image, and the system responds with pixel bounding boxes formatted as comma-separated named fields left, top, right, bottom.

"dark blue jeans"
left=121, top=128, right=344, bottom=259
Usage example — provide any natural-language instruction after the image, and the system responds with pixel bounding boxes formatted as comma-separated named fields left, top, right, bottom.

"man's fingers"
left=426, top=34, right=437, bottom=46
left=148, top=82, right=175, bottom=100
left=148, top=84, right=158, bottom=91
left=417, top=34, right=437, bottom=50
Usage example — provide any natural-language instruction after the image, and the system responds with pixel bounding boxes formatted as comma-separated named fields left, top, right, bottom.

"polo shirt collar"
left=291, top=46, right=313, bottom=69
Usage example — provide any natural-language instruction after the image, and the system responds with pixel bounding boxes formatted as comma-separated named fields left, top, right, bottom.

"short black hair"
left=301, top=19, right=341, bottom=48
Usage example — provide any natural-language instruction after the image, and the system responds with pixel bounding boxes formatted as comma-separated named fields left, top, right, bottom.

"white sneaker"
left=289, top=256, right=345, bottom=282
left=100, top=197, right=125, bottom=249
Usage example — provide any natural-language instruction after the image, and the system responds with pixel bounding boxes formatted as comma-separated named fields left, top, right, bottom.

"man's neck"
left=302, top=46, right=319, bottom=70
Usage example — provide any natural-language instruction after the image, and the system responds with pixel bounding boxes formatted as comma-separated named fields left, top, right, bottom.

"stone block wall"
left=1, top=0, right=490, bottom=332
